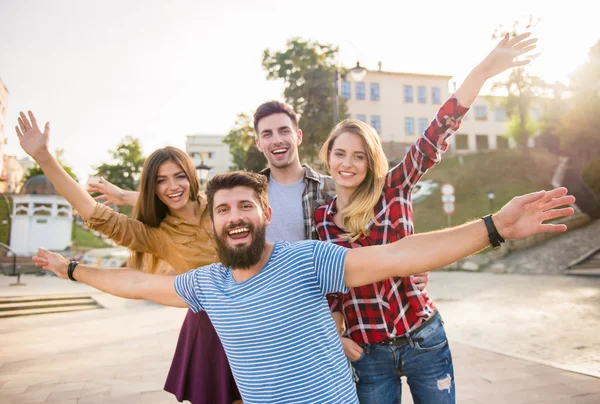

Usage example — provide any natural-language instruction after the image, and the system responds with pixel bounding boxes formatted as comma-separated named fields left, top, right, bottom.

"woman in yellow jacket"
left=16, top=111, right=239, bottom=404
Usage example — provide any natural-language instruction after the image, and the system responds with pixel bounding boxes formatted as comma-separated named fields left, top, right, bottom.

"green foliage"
left=413, top=149, right=558, bottom=233
left=492, top=16, right=551, bottom=148
left=583, top=157, right=600, bottom=202
left=262, top=38, right=347, bottom=162
left=222, top=113, right=267, bottom=172
left=555, top=40, right=600, bottom=160
left=505, top=114, right=539, bottom=144
left=93, top=136, right=145, bottom=191
left=22, top=149, right=79, bottom=184
left=71, top=221, right=110, bottom=248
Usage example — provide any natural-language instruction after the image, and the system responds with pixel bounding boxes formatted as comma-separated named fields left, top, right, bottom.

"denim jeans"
left=351, top=314, right=455, bottom=404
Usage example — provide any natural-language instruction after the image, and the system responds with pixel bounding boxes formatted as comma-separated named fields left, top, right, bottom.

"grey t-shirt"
left=266, top=176, right=305, bottom=242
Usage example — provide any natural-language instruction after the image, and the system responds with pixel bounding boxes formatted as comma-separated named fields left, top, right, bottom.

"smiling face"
left=255, top=113, right=302, bottom=169
left=328, top=132, right=369, bottom=193
left=211, top=186, right=272, bottom=269
left=154, top=161, right=191, bottom=212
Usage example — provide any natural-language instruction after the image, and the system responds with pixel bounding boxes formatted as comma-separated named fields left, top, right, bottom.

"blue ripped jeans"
left=351, top=314, right=455, bottom=404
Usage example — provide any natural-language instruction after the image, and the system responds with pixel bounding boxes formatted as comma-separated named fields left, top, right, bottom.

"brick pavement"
left=1, top=275, right=598, bottom=403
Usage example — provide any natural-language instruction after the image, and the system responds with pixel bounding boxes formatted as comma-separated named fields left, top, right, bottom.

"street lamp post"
left=195, top=158, right=211, bottom=189
left=333, top=43, right=367, bottom=125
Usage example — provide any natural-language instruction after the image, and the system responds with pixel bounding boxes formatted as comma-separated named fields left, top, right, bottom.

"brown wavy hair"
left=130, top=146, right=201, bottom=272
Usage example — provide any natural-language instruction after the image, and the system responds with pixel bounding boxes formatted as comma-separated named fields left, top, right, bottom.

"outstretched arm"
left=344, top=188, right=575, bottom=287
left=33, top=248, right=187, bottom=307
left=88, top=177, right=140, bottom=207
left=386, top=32, right=537, bottom=190
left=16, top=111, right=97, bottom=221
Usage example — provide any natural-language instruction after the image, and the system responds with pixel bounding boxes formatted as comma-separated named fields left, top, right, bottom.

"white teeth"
left=228, top=228, right=249, bottom=235
left=272, top=148, right=287, bottom=155
left=339, top=172, right=354, bottom=177
left=168, top=192, right=184, bottom=198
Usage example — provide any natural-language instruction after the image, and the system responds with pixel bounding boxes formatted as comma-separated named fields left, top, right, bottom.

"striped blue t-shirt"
left=174, top=240, right=358, bottom=404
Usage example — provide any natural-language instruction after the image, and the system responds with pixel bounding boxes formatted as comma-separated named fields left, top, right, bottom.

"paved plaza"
left=0, top=272, right=599, bottom=403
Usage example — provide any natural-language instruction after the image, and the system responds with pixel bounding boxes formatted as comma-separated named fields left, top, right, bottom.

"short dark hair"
left=253, top=101, right=299, bottom=134
left=206, top=171, right=269, bottom=219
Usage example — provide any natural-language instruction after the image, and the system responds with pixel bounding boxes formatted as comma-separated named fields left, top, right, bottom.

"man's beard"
left=214, top=221, right=266, bottom=269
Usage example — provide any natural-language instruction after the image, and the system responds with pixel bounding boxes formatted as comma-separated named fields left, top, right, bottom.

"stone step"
left=0, top=305, right=100, bottom=318
left=0, top=298, right=97, bottom=312
left=0, top=294, right=93, bottom=304
left=566, top=268, right=600, bottom=276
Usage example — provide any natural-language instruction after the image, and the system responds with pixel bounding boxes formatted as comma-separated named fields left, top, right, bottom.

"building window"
left=208, top=152, right=215, bottom=159
left=404, top=85, right=413, bottom=103
left=371, top=115, right=381, bottom=133
left=405, top=117, right=415, bottom=135
left=474, top=106, right=488, bottom=121
left=356, top=82, right=365, bottom=100
left=476, top=135, right=489, bottom=150
left=418, top=86, right=427, bottom=103
left=431, top=87, right=441, bottom=104
left=455, top=134, right=469, bottom=150
left=495, top=107, right=506, bottom=121
left=418, top=118, right=428, bottom=134
left=341, top=81, right=351, bottom=99
left=496, top=135, right=509, bottom=149
left=356, top=114, right=366, bottom=123
left=370, top=83, right=380, bottom=101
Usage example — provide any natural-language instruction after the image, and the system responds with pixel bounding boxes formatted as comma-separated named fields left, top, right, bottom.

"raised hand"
left=15, top=111, right=51, bottom=161
left=493, top=187, right=576, bottom=240
left=475, top=32, right=538, bottom=80
left=32, top=248, right=69, bottom=279
left=88, top=177, right=128, bottom=206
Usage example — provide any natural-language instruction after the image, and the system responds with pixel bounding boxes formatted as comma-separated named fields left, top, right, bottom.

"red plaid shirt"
left=315, top=96, right=469, bottom=344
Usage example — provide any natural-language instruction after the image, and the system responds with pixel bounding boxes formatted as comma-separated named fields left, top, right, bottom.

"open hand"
left=492, top=187, right=575, bottom=240
left=88, top=177, right=128, bottom=206
left=476, top=32, right=538, bottom=80
left=15, top=111, right=51, bottom=161
left=32, top=248, right=69, bottom=279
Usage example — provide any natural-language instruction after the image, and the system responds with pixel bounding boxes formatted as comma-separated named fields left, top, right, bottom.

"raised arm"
left=33, top=248, right=186, bottom=308
left=344, top=188, right=574, bottom=287
left=387, top=32, right=537, bottom=190
left=16, top=111, right=97, bottom=221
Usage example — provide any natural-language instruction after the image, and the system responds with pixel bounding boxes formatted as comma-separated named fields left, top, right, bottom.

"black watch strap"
left=482, top=214, right=505, bottom=249
left=68, top=261, right=79, bottom=282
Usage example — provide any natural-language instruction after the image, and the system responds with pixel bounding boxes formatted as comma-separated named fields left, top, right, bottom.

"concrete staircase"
left=0, top=294, right=103, bottom=318
left=567, top=246, right=600, bottom=276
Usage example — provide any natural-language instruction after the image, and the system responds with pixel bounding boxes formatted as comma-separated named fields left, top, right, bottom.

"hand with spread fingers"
left=15, top=111, right=51, bottom=161
left=493, top=187, right=576, bottom=240
left=475, top=32, right=538, bottom=79
left=88, top=177, right=129, bottom=206
left=32, top=248, right=69, bottom=279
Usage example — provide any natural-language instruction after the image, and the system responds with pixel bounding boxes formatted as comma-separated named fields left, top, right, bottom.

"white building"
left=11, top=175, right=72, bottom=255
left=185, top=134, right=232, bottom=178
left=343, top=68, right=538, bottom=160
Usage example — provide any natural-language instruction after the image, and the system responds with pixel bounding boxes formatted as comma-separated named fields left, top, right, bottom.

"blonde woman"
left=315, top=33, right=537, bottom=403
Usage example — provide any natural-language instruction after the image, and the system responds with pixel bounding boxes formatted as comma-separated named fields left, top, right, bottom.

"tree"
left=93, top=136, right=145, bottom=191
left=22, top=148, right=78, bottom=183
left=222, top=113, right=266, bottom=172
left=556, top=40, right=600, bottom=160
left=262, top=38, right=347, bottom=162
left=492, top=16, right=551, bottom=148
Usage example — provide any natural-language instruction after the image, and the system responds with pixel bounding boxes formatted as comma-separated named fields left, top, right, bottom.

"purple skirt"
left=164, top=309, right=241, bottom=404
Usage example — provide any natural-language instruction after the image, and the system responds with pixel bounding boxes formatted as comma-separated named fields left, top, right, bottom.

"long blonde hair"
left=319, top=119, right=389, bottom=241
